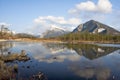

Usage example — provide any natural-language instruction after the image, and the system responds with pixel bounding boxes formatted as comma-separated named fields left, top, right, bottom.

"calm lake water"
left=0, top=41, right=120, bottom=80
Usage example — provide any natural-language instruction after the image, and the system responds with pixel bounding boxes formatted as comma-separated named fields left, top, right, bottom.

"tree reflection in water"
left=42, top=43, right=120, bottom=80
left=0, top=42, right=120, bottom=80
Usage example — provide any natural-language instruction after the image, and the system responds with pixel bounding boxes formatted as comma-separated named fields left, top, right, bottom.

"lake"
left=0, top=41, right=120, bottom=80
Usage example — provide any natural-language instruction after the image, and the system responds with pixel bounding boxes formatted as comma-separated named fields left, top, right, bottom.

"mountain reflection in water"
left=65, top=44, right=119, bottom=60
left=0, top=41, right=120, bottom=80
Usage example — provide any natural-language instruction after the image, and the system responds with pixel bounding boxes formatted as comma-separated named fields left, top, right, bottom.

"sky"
left=0, top=0, right=120, bottom=35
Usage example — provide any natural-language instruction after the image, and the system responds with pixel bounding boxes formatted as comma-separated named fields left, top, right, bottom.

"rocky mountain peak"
left=73, top=20, right=120, bottom=35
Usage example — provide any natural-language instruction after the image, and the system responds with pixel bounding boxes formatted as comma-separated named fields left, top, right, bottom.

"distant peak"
left=85, top=20, right=99, bottom=24
left=50, top=25, right=66, bottom=31
left=88, top=20, right=96, bottom=22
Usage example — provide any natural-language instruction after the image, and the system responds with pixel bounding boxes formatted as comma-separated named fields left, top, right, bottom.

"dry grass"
left=0, top=60, right=13, bottom=80
left=0, top=50, right=30, bottom=80
left=1, top=50, right=30, bottom=62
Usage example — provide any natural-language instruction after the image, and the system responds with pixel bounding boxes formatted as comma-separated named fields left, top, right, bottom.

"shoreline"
left=0, top=39, right=120, bottom=44
left=0, top=39, right=8, bottom=42
left=14, top=39, right=120, bottom=44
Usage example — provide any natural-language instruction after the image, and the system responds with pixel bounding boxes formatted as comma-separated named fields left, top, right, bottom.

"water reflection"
left=36, top=43, right=120, bottom=80
left=36, top=43, right=81, bottom=63
left=0, top=41, right=14, bottom=55
left=69, top=63, right=111, bottom=80
left=0, top=41, right=120, bottom=80
left=65, top=44, right=119, bottom=60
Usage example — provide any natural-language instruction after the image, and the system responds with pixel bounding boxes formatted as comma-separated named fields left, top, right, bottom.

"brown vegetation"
left=0, top=50, right=30, bottom=62
left=0, top=50, right=30, bottom=80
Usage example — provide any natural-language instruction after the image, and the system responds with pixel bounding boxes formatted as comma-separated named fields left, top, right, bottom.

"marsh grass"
left=0, top=50, right=30, bottom=80
left=1, top=50, right=30, bottom=62
left=0, top=60, right=13, bottom=80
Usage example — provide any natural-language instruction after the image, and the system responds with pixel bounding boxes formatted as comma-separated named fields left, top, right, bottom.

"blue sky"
left=0, top=0, right=120, bottom=34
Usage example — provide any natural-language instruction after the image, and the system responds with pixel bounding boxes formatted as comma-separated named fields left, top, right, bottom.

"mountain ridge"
left=42, top=26, right=70, bottom=38
left=73, top=20, right=120, bottom=35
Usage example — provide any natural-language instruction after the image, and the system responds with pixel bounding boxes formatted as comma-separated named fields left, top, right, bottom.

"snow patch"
left=98, top=28, right=106, bottom=33
left=98, top=48, right=105, bottom=53
left=50, top=25, right=66, bottom=31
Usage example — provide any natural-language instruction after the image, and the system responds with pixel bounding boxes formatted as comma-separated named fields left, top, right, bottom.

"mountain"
left=42, top=26, right=70, bottom=38
left=73, top=20, right=120, bottom=35
left=15, top=33, right=37, bottom=38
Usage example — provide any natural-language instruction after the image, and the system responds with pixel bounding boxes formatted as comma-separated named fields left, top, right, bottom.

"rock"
left=8, top=52, right=11, bottom=55
left=32, top=72, right=48, bottom=80
left=27, top=66, right=30, bottom=68
left=21, top=50, right=26, bottom=57
left=53, top=57, right=57, bottom=59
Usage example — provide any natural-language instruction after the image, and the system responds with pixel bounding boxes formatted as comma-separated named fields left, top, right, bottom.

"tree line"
left=57, top=32, right=120, bottom=43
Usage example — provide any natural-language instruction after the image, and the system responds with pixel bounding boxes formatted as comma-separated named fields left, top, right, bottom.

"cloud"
left=69, top=62, right=111, bottom=79
left=20, top=42, right=81, bottom=63
left=0, top=22, right=12, bottom=27
left=28, top=0, right=116, bottom=34
left=34, top=16, right=81, bottom=25
left=76, top=1, right=96, bottom=12
left=69, top=0, right=112, bottom=14
left=97, top=0, right=112, bottom=13
left=32, top=16, right=81, bottom=34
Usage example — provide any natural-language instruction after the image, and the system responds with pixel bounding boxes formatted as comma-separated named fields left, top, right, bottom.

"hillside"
left=73, top=20, right=120, bottom=35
